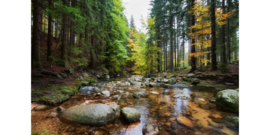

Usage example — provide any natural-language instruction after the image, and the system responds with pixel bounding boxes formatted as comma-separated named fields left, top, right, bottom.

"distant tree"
left=130, top=15, right=136, bottom=29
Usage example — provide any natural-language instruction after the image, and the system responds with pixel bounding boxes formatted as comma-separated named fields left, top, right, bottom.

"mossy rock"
left=216, top=89, right=239, bottom=113
left=40, top=93, right=70, bottom=104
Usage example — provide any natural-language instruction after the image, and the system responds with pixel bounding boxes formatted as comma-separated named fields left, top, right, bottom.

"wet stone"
left=33, top=105, right=50, bottom=111
left=46, top=112, right=58, bottom=118
left=176, top=116, right=194, bottom=129
left=198, top=98, right=211, bottom=110
left=133, top=91, right=146, bottom=99
left=120, top=107, right=141, bottom=123
left=143, top=124, right=159, bottom=135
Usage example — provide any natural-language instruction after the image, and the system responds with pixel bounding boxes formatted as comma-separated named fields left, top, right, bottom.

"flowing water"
left=31, top=76, right=239, bottom=135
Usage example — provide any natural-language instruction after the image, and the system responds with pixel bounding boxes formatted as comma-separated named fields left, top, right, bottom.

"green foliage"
left=85, top=77, right=96, bottom=84
left=127, top=17, right=160, bottom=74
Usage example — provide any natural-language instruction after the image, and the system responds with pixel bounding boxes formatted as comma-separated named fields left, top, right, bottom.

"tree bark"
left=189, top=0, right=196, bottom=73
left=61, top=0, right=68, bottom=67
left=47, top=0, right=52, bottom=61
left=221, top=0, right=226, bottom=64
left=32, top=0, right=42, bottom=68
left=169, top=9, right=174, bottom=72
left=227, top=0, right=231, bottom=62
left=211, top=0, right=218, bottom=70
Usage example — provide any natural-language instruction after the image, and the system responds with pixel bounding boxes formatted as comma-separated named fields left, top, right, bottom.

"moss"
left=40, top=93, right=70, bottom=104
left=85, top=76, right=97, bottom=84
left=216, top=92, right=239, bottom=113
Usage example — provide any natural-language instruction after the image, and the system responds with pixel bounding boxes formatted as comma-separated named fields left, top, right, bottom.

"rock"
left=173, top=93, right=190, bottom=100
left=150, top=91, right=159, bottom=94
left=57, top=104, right=116, bottom=126
left=156, top=77, right=162, bottom=82
left=216, top=89, right=239, bottom=113
left=117, top=90, right=124, bottom=93
left=149, top=82, right=157, bottom=87
left=142, top=124, right=159, bottom=135
left=129, top=80, right=136, bottom=85
left=82, top=72, right=89, bottom=78
left=105, top=102, right=119, bottom=111
left=133, top=91, right=146, bottom=99
left=95, top=72, right=103, bottom=79
left=224, top=116, right=239, bottom=128
left=163, top=84, right=171, bottom=88
left=176, top=116, right=194, bottom=128
left=225, top=83, right=234, bottom=86
left=169, top=78, right=177, bottom=84
left=120, top=107, right=141, bottom=123
left=187, top=73, right=195, bottom=78
left=190, top=78, right=200, bottom=85
left=198, top=98, right=211, bottom=110
left=46, top=112, right=57, bottom=118
left=59, top=73, right=67, bottom=78
left=105, top=74, right=110, bottom=79
left=41, top=69, right=62, bottom=79
left=78, top=76, right=84, bottom=81
left=33, top=105, right=50, bottom=111
left=195, top=72, right=202, bottom=75
left=163, top=79, right=169, bottom=83
left=163, top=90, right=170, bottom=95
left=111, top=95, right=120, bottom=100
left=81, top=81, right=89, bottom=86
left=102, top=90, right=110, bottom=97
left=62, top=68, right=74, bottom=75
left=122, top=92, right=130, bottom=97
left=182, top=76, right=190, bottom=82
left=79, top=86, right=95, bottom=95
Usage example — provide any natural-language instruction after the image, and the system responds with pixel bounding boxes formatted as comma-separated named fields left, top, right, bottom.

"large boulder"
left=120, top=107, right=141, bottom=123
left=216, top=89, right=239, bottom=113
left=133, top=91, right=146, bottom=99
left=57, top=104, right=116, bottom=126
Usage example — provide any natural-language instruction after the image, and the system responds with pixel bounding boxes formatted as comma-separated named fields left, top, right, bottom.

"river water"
left=31, top=76, right=239, bottom=135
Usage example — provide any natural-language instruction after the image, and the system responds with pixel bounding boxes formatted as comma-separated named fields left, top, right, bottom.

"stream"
left=31, top=75, right=239, bottom=135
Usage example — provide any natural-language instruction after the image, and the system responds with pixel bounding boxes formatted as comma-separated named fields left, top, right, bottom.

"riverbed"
left=31, top=75, right=239, bottom=135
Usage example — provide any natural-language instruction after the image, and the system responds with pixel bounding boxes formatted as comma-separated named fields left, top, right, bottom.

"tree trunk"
left=157, top=31, right=161, bottom=72
left=169, top=12, right=174, bottom=72
left=227, top=0, right=231, bottom=62
left=211, top=0, right=218, bottom=70
left=32, top=0, right=42, bottom=68
left=221, top=0, right=226, bottom=64
left=47, top=0, right=52, bottom=61
left=61, top=0, right=68, bottom=67
left=189, top=0, right=196, bottom=73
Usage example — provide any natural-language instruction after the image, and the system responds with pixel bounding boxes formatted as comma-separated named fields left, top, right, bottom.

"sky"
left=122, top=0, right=152, bottom=33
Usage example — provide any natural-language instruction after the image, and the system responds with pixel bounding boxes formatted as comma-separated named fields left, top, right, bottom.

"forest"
left=31, top=0, right=238, bottom=74
left=31, top=0, right=240, bottom=135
